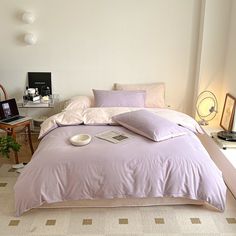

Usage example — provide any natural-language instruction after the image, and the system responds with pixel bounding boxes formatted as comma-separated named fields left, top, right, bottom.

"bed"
left=14, top=105, right=226, bottom=216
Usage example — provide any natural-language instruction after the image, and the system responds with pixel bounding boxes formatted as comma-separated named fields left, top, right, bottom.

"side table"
left=0, top=119, right=34, bottom=164
left=201, top=125, right=236, bottom=198
left=17, top=96, right=59, bottom=133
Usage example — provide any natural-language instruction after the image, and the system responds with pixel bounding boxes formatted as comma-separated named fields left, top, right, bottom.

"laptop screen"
left=0, top=99, right=19, bottom=121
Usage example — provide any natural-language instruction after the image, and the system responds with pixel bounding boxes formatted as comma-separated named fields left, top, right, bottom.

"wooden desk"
left=0, top=119, right=34, bottom=164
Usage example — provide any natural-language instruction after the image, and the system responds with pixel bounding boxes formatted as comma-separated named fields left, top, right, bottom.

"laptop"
left=0, top=98, right=31, bottom=125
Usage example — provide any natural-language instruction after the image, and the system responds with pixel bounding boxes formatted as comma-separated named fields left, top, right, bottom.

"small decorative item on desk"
left=23, top=87, right=40, bottom=102
left=41, top=86, right=50, bottom=97
left=196, top=90, right=218, bottom=125
left=42, top=95, right=50, bottom=102
left=20, top=95, right=54, bottom=108
left=211, top=93, right=236, bottom=148
left=19, top=88, right=58, bottom=109
left=29, top=95, right=40, bottom=102
left=220, top=93, right=236, bottom=131
left=211, top=132, right=236, bottom=149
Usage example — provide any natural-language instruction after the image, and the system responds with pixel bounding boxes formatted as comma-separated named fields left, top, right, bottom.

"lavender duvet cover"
left=14, top=125, right=226, bottom=216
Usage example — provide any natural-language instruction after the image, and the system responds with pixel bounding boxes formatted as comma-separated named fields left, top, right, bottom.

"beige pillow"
left=114, top=83, right=165, bottom=108
left=64, top=95, right=94, bottom=111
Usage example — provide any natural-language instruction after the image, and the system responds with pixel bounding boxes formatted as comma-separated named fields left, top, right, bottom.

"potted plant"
left=0, top=136, right=21, bottom=158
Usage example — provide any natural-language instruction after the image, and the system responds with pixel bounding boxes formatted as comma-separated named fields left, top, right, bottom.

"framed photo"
left=220, top=93, right=236, bottom=131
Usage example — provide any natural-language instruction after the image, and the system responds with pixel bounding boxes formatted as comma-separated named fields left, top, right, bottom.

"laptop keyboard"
left=3, top=116, right=24, bottom=123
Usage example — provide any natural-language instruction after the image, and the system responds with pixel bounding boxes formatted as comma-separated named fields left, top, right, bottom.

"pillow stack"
left=64, top=82, right=166, bottom=110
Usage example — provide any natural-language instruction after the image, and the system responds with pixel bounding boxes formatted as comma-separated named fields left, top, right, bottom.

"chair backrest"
left=0, top=84, right=8, bottom=101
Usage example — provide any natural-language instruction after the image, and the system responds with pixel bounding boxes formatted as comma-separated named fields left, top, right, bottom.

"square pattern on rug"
left=68, top=208, right=106, bottom=234
left=45, top=219, right=56, bottom=226
left=82, top=219, right=93, bottom=225
left=8, top=220, right=20, bottom=226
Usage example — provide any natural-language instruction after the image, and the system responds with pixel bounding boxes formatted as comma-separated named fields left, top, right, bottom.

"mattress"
left=38, top=132, right=223, bottom=212
left=14, top=124, right=226, bottom=216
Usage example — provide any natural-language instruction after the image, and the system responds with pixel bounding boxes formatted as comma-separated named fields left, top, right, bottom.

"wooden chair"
left=0, top=84, right=8, bottom=101
left=0, top=84, right=34, bottom=163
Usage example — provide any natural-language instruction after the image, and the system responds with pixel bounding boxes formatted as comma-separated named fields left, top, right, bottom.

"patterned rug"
left=0, top=164, right=236, bottom=236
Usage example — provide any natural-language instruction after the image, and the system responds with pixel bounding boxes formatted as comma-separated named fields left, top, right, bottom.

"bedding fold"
left=39, top=107, right=203, bottom=138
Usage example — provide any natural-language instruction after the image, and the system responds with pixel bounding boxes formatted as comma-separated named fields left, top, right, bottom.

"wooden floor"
left=0, top=130, right=40, bottom=165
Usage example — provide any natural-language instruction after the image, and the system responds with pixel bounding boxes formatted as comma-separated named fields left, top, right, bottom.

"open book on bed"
left=95, top=130, right=132, bottom=144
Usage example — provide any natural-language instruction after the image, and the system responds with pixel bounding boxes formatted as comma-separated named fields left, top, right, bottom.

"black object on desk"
left=217, top=131, right=236, bottom=142
left=28, top=72, right=52, bottom=96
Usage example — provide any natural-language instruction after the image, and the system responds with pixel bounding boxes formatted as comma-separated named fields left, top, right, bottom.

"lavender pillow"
left=93, top=89, right=146, bottom=107
left=112, top=110, right=186, bottom=141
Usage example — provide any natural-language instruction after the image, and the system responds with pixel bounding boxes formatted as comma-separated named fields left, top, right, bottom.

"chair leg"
left=11, top=129, right=19, bottom=164
left=27, top=124, right=34, bottom=155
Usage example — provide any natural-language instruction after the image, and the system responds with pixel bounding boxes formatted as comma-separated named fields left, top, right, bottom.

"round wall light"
left=22, top=12, right=35, bottom=24
left=24, top=33, right=37, bottom=45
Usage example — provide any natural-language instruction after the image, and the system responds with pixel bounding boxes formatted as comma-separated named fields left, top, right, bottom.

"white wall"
left=194, top=0, right=232, bottom=124
left=0, top=0, right=202, bottom=114
left=223, top=0, right=236, bottom=130
left=223, top=0, right=236, bottom=97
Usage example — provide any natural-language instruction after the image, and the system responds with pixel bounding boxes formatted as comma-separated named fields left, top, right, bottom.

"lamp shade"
left=24, top=33, right=37, bottom=45
left=22, top=12, right=35, bottom=24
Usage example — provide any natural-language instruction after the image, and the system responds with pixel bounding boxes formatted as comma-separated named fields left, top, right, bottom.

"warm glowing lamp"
left=196, top=90, right=218, bottom=125
left=24, top=33, right=37, bottom=45
left=22, top=12, right=35, bottom=24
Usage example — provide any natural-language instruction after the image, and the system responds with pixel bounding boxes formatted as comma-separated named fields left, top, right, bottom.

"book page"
left=95, top=130, right=131, bottom=144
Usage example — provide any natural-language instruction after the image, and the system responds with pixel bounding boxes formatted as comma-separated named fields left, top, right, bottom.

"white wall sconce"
left=22, top=12, right=35, bottom=24
left=24, top=33, right=37, bottom=45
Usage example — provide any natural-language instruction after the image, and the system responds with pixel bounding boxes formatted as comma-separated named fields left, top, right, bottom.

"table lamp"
left=196, top=90, right=218, bottom=125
